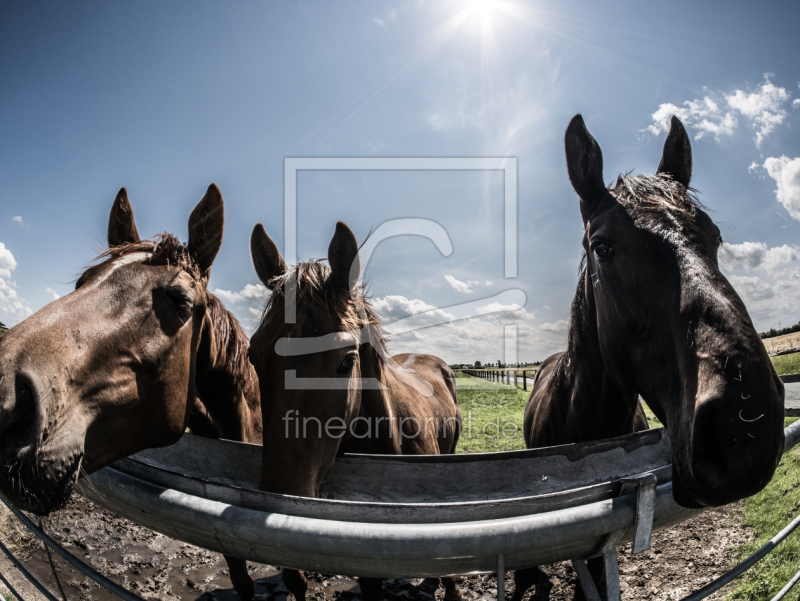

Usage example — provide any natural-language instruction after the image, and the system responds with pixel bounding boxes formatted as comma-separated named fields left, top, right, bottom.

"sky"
left=1, top=1, right=799, bottom=364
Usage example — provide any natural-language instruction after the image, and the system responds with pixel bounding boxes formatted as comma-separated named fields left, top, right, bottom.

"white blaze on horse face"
left=89, top=253, right=153, bottom=288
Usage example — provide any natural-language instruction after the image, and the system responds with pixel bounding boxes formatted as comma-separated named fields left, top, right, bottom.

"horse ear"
left=328, top=221, right=360, bottom=293
left=108, top=187, right=141, bottom=246
left=657, top=115, right=692, bottom=187
left=565, top=114, right=607, bottom=222
left=188, top=183, right=225, bottom=273
left=250, top=223, right=287, bottom=288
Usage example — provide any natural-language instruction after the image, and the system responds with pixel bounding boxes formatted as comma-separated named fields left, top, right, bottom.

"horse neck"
left=555, top=271, right=641, bottom=441
left=195, top=303, right=262, bottom=444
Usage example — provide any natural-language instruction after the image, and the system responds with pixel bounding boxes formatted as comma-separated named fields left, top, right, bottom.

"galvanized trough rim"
left=114, top=426, right=673, bottom=523
left=76, top=415, right=800, bottom=578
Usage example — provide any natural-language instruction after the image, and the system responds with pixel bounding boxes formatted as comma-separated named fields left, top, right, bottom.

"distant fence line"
left=463, top=369, right=536, bottom=391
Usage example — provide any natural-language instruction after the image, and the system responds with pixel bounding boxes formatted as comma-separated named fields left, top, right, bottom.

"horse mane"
left=204, top=291, right=259, bottom=404
left=556, top=173, right=703, bottom=385
left=255, top=260, right=386, bottom=352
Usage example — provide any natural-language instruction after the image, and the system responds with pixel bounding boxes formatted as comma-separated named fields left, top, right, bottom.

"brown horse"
left=512, top=115, right=785, bottom=600
left=0, top=184, right=262, bottom=596
left=243, top=221, right=462, bottom=601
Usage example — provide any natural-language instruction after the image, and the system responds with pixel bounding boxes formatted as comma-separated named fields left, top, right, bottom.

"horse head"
left=0, top=185, right=224, bottom=514
left=564, top=114, right=784, bottom=507
left=248, top=221, right=384, bottom=497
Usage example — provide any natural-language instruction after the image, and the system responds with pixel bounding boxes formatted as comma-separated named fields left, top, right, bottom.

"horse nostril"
left=10, top=375, right=38, bottom=437
left=16, top=377, right=34, bottom=406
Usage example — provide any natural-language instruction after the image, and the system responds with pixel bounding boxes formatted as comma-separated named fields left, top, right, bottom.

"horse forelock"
left=92, top=233, right=202, bottom=280
left=611, top=173, right=703, bottom=227
left=255, top=259, right=386, bottom=353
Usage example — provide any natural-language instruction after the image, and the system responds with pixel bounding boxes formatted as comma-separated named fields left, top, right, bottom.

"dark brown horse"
left=512, top=115, right=785, bottom=600
left=243, top=221, right=462, bottom=601
left=0, top=185, right=262, bottom=595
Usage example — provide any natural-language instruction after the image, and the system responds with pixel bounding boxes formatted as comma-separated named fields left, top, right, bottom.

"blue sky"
left=1, top=1, right=799, bottom=364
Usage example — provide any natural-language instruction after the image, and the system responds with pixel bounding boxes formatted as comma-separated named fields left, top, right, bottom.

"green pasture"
left=772, top=352, right=800, bottom=376
left=729, top=417, right=800, bottom=600
left=454, top=371, right=529, bottom=453
left=454, top=371, right=663, bottom=454
left=455, top=372, right=800, bottom=600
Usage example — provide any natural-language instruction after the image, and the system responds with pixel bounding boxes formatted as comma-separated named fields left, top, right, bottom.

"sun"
left=469, top=0, right=502, bottom=24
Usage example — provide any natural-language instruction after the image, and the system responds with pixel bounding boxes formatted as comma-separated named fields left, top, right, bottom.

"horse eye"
left=163, top=288, right=193, bottom=320
left=593, top=243, right=613, bottom=260
left=336, top=353, right=357, bottom=375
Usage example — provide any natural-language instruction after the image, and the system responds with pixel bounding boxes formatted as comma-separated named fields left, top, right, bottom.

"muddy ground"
left=0, top=497, right=749, bottom=601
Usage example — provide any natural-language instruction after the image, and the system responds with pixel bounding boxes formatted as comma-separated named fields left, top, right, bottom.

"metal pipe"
left=79, top=466, right=645, bottom=576
left=0, top=538, right=60, bottom=601
left=771, top=565, right=800, bottom=601
left=496, top=554, right=504, bottom=601
left=74, top=420, right=800, bottom=579
left=680, top=510, right=800, bottom=601
left=38, top=518, right=66, bottom=601
left=0, top=495, right=145, bottom=601
left=0, top=566, right=25, bottom=601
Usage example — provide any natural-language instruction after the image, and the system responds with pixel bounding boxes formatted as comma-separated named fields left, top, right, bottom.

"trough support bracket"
left=496, top=553, right=504, bottom=601
left=571, top=558, right=601, bottom=601
left=572, top=549, right=621, bottom=601
left=603, top=548, right=621, bottom=601
left=595, top=471, right=657, bottom=557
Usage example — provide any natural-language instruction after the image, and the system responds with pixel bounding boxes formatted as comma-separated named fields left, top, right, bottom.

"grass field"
left=454, top=372, right=665, bottom=451
left=454, top=372, right=529, bottom=453
left=729, top=417, right=800, bottom=600
left=771, top=352, right=800, bottom=376
left=454, top=372, right=800, bottom=600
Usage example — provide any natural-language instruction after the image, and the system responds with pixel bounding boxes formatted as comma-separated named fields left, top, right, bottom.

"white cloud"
left=444, top=274, right=475, bottom=293
left=726, top=77, right=791, bottom=146
left=213, top=283, right=269, bottom=305
left=211, top=283, right=271, bottom=328
left=0, top=243, right=18, bottom=278
left=729, top=274, right=776, bottom=302
left=44, top=288, right=60, bottom=301
left=645, top=75, right=792, bottom=147
left=793, top=99, right=800, bottom=108
left=0, top=243, right=31, bottom=322
left=647, top=98, right=737, bottom=140
left=372, top=295, right=456, bottom=329
left=370, top=294, right=556, bottom=363
left=762, top=155, right=800, bottom=220
left=12, top=216, right=22, bottom=224
left=373, top=8, right=397, bottom=27
left=476, top=302, right=523, bottom=314
left=719, top=241, right=800, bottom=271
left=539, top=319, right=568, bottom=334
left=720, top=238, right=800, bottom=332
left=443, top=275, right=491, bottom=294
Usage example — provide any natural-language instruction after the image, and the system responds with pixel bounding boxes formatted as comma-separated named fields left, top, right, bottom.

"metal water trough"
left=76, top=417, right=800, bottom=585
